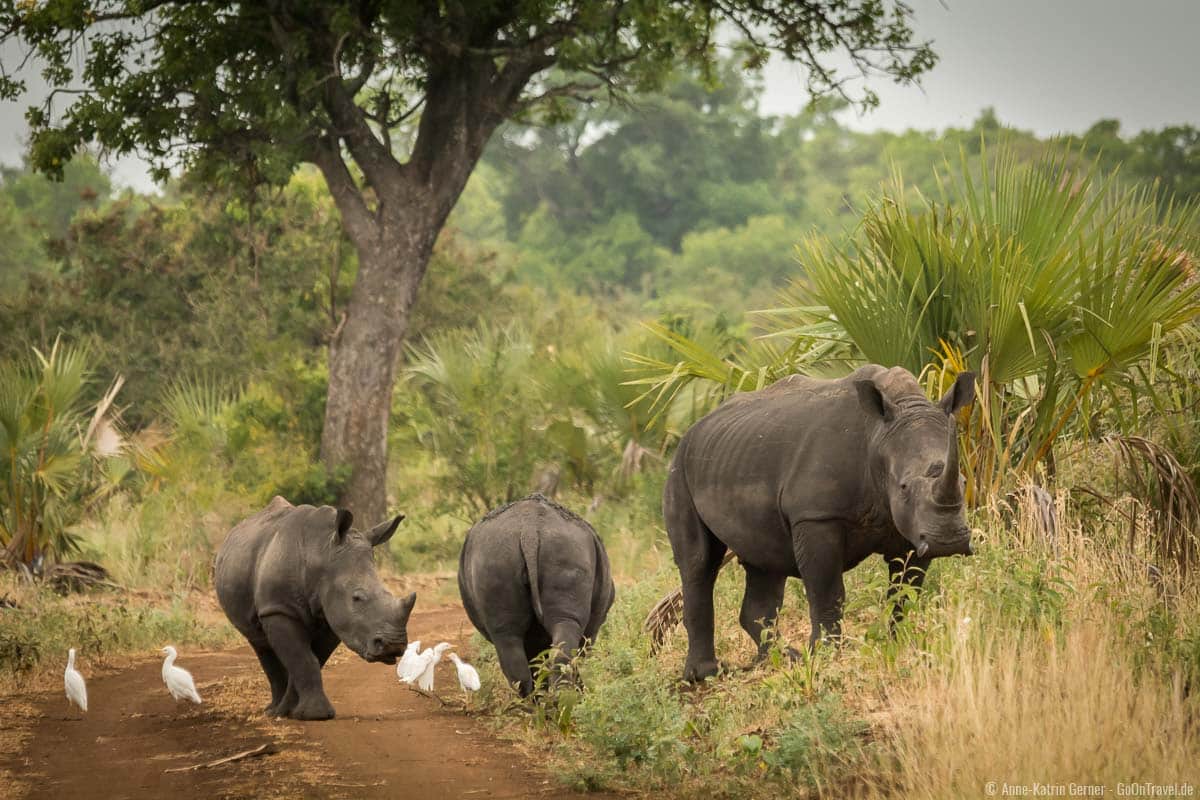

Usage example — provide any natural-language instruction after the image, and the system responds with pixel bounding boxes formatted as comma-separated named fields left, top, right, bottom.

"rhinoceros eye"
left=352, top=590, right=367, bottom=603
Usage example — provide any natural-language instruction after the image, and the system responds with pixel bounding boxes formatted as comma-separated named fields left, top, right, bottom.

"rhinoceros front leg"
left=794, top=522, right=847, bottom=649
left=262, top=615, right=335, bottom=721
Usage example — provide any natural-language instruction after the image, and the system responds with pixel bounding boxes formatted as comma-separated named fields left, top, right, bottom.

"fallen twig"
left=164, top=742, right=277, bottom=773
left=407, top=686, right=462, bottom=710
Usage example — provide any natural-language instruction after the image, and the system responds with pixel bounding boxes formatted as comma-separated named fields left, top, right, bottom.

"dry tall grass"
left=877, top=620, right=1197, bottom=798
left=873, top=501, right=1200, bottom=798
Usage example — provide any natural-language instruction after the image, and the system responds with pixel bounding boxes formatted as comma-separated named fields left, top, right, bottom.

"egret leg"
left=250, top=642, right=288, bottom=715
left=262, top=615, right=334, bottom=720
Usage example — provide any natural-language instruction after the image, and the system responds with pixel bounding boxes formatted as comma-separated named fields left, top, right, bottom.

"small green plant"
left=762, top=694, right=869, bottom=791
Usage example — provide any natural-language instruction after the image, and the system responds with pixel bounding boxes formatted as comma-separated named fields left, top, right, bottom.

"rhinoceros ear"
left=855, top=380, right=898, bottom=422
left=938, top=372, right=977, bottom=416
left=366, top=514, right=405, bottom=546
left=334, top=508, right=354, bottom=540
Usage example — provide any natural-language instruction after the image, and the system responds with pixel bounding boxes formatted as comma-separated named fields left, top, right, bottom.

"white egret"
left=447, top=652, right=480, bottom=693
left=64, top=648, right=88, bottom=714
left=396, top=640, right=423, bottom=683
left=161, top=646, right=203, bottom=704
left=415, top=642, right=453, bottom=692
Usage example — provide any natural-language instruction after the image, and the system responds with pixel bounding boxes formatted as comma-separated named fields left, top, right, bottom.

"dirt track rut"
left=2, top=606, right=609, bottom=799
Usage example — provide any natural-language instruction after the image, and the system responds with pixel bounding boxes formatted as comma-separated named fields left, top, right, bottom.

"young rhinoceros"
left=215, top=496, right=416, bottom=720
left=458, top=494, right=615, bottom=697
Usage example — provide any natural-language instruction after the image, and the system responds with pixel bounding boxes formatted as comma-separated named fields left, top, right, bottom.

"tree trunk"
left=312, top=59, right=502, bottom=521
left=320, top=217, right=436, bottom=524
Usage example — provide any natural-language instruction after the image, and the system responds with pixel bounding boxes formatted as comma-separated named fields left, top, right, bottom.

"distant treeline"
left=451, top=60, right=1199, bottom=307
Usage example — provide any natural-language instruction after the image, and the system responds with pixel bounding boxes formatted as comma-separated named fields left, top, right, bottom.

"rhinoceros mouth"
left=917, top=536, right=973, bottom=558
left=368, top=654, right=398, bottom=665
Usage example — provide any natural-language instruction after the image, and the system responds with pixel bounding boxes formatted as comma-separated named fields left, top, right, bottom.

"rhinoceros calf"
left=215, top=497, right=416, bottom=719
left=458, top=494, right=615, bottom=696
left=665, top=365, right=975, bottom=681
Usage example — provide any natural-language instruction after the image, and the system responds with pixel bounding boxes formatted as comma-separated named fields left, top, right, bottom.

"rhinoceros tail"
left=519, top=526, right=544, bottom=624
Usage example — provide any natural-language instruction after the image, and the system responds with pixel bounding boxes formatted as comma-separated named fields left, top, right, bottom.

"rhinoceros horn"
left=935, top=416, right=962, bottom=506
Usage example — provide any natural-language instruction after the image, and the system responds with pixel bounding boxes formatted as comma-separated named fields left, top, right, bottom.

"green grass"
left=0, top=579, right=234, bottom=683
left=469, top=500, right=1200, bottom=798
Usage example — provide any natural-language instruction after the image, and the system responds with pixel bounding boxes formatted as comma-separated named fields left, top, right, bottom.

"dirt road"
left=1, top=606, right=608, bottom=799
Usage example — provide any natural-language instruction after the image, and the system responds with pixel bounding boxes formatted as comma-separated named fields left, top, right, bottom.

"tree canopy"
left=1, top=1, right=935, bottom=190
left=0, top=0, right=942, bottom=521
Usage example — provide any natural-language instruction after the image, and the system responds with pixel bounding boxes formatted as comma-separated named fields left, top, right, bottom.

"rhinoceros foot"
left=290, top=695, right=335, bottom=721
left=682, top=657, right=723, bottom=683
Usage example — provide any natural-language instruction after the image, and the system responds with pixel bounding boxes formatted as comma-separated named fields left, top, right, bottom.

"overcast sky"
left=761, top=0, right=1200, bottom=136
left=1, top=0, right=1197, bottom=192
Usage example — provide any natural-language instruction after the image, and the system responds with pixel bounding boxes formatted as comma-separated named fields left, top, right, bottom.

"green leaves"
left=626, top=142, right=1200, bottom=497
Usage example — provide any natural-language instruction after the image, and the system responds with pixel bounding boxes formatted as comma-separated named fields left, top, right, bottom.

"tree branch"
left=308, top=136, right=377, bottom=245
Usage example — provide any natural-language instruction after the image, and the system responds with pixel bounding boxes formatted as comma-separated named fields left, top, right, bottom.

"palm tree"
left=0, top=340, right=129, bottom=566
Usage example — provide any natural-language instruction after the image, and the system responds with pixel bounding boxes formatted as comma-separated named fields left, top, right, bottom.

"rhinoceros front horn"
left=935, top=416, right=962, bottom=506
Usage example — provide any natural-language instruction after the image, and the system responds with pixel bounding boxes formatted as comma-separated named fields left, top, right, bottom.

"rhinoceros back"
left=676, top=371, right=878, bottom=559
left=214, top=497, right=332, bottom=635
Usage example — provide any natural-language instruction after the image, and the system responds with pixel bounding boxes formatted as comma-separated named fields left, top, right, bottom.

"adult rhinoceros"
left=664, top=365, right=975, bottom=681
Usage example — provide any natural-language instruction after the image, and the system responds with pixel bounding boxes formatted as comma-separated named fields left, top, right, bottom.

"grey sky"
left=1, top=0, right=1197, bottom=192
left=761, top=0, right=1200, bottom=136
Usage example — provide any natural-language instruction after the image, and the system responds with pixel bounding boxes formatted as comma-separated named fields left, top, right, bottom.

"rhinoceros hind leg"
left=495, top=633, right=536, bottom=697
left=270, top=680, right=298, bottom=718
left=665, top=506, right=727, bottom=680
left=250, top=641, right=288, bottom=714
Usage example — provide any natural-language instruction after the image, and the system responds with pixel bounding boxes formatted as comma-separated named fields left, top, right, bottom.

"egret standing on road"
left=64, top=648, right=88, bottom=714
left=161, top=646, right=203, bottom=704
left=447, top=652, right=480, bottom=693
left=415, top=642, right=453, bottom=692
left=397, top=640, right=422, bottom=683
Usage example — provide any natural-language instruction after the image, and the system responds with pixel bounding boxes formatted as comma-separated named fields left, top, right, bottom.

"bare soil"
left=0, top=605, right=613, bottom=799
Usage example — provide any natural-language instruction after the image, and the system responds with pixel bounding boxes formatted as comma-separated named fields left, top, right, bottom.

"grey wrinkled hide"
left=665, top=365, right=975, bottom=682
left=215, top=496, right=416, bottom=719
left=458, top=494, right=615, bottom=697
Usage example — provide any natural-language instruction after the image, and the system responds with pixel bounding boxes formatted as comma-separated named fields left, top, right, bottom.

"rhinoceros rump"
left=458, top=494, right=615, bottom=697
left=215, top=497, right=416, bottom=719
left=664, top=365, right=975, bottom=682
